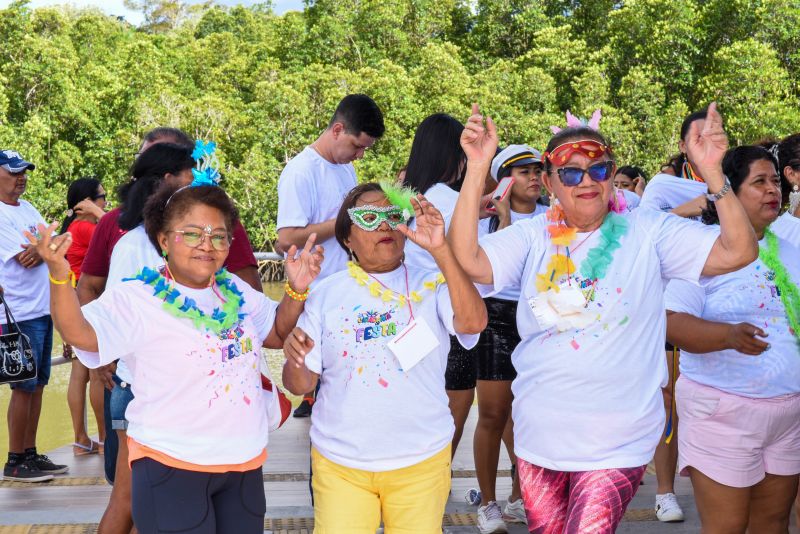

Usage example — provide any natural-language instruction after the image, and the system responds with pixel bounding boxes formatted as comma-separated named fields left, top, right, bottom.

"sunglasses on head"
left=556, top=161, right=615, bottom=187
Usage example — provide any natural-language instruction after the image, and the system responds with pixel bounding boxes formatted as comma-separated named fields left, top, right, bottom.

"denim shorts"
left=4, top=315, right=53, bottom=393
left=110, top=375, right=135, bottom=431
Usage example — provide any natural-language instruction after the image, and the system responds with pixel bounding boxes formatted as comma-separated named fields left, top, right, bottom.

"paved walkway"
left=0, top=412, right=797, bottom=533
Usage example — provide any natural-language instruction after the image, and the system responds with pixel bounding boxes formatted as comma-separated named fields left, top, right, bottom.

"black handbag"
left=0, top=293, right=37, bottom=385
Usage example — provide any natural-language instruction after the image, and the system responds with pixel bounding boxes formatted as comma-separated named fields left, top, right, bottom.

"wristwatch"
left=706, top=176, right=732, bottom=202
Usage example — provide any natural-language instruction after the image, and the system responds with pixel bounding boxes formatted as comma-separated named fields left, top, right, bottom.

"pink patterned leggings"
left=517, top=459, right=647, bottom=534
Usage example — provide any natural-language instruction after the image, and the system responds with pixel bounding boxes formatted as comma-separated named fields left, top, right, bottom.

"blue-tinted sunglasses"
left=556, top=161, right=615, bottom=187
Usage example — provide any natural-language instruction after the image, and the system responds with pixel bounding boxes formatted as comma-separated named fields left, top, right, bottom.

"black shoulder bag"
left=0, top=293, right=37, bottom=384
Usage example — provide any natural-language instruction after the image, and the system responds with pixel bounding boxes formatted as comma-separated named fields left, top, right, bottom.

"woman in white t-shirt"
left=770, top=134, right=800, bottom=247
left=27, top=184, right=323, bottom=534
left=665, top=145, right=800, bottom=533
left=449, top=103, right=758, bottom=532
left=282, top=182, right=486, bottom=533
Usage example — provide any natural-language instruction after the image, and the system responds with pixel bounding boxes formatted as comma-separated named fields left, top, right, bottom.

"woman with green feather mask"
left=280, top=180, right=487, bottom=532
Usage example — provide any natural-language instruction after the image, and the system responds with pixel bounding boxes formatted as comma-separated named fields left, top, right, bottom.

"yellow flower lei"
left=347, top=261, right=445, bottom=306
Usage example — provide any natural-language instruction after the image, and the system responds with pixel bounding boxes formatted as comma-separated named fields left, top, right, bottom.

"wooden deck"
left=0, top=411, right=797, bottom=533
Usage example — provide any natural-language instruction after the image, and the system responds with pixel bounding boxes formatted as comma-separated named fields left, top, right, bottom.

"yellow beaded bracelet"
left=285, top=280, right=309, bottom=302
left=49, top=271, right=76, bottom=288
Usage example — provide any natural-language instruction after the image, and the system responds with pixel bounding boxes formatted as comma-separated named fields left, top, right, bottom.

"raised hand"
left=284, top=327, right=315, bottom=369
left=460, top=103, right=498, bottom=165
left=285, top=233, right=323, bottom=293
left=23, top=222, right=71, bottom=276
left=685, top=102, right=728, bottom=186
left=397, top=195, right=446, bottom=252
left=73, top=198, right=105, bottom=220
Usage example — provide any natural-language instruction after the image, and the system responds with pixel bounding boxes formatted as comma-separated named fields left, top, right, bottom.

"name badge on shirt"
left=386, top=317, right=440, bottom=372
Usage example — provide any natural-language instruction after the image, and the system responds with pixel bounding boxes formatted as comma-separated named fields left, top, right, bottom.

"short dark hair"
left=329, top=94, right=385, bottom=139
left=142, top=127, right=194, bottom=149
left=334, top=182, right=386, bottom=261
left=402, top=113, right=465, bottom=194
left=118, top=143, right=195, bottom=231
left=144, top=183, right=239, bottom=255
left=776, top=133, right=800, bottom=205
left=616, top=165, right=647, bottom=181
left=702, top=145, right=777, bottom=225
left=543, top=127, right=615, bottom=172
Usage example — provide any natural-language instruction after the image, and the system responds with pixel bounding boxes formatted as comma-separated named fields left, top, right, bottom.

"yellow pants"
left=311, top=445, right=451, bottom=534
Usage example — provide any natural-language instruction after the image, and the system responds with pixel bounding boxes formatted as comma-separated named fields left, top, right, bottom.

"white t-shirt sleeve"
left=0, top=223, right=23, bottom=263
left=478, top=220, right=536, bottom=296
left=276, top=163, right=314, bottom=230
left=237, top=277, right=278, bottom=344
left=664, top=279, right=706, bottom=316
left=296, top=291, right=324, bottom=375
left=435, top=283, right=479, bottom=350
left=639, top=209, right=719, bottom=283
left=75, top=284, right=142, bottom=368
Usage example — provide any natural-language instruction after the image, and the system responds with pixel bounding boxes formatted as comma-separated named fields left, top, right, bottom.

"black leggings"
left=131, top=457, right=265, bottom=533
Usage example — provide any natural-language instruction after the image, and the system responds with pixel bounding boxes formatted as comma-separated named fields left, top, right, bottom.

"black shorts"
left=445, top=298, right=520, bottom=390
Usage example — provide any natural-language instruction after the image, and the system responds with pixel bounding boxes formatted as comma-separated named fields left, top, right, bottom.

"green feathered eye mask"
left=347, top=205, right=409, bottom=231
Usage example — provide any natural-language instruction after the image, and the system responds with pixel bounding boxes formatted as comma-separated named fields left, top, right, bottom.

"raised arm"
left=399, top=196, right=487, bottom=334
left=263, top=234, right=323, bottom=349
left=25, top=223, right=98, bottom=352
left=447, top=104, right=498, bottom=285
left=666, top=311, right=769, bottom=355
left=685, top=103, right=758, bottom=276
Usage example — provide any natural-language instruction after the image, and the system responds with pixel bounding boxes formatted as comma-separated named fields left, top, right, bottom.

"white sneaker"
left=655, top=493, right=685, bottom=522
left=477, top=501, right=508, bottom=534
left=503, top=497, right=527, bottom=524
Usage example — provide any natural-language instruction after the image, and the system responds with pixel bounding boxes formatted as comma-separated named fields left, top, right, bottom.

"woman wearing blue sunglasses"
left=449, top=103, right=758, bottom=533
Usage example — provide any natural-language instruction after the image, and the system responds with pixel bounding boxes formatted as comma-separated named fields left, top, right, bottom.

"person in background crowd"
left=665, top=145, right=800, bottom=534
left=770, top=134, right=800, bottom=245
left=60, top=177, right=107, bottom=456
left=470, top=144, right=547, bottom=532
left=450, top=102, right=757, bottom=533
left=276, top=93, right=385, bottom=418
left=401, top=113, right=480, bottom=460
left=614, top=165, right=647, bottom=196
left=0, top=149, right=69, bottom=482
left=29, top=182, right=322, bottom=534
left=282, top=182, right=486, bottom=534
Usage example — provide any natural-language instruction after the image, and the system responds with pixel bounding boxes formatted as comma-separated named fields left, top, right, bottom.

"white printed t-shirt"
left=772, top=211, right=800, bottom=247
left=75, top=274, right=278, bottom=465
left=277, top=146, right=357, bottom=281
left=404, top=183, right=460, bottom=272
left=0, top=200, right=49, bottom=322
left=478, top=208, right=719, bottom=471
left=297, top=265, right=478, bottom=471
left=665, top=236, right=800, bottom=398
left=640, top=173, right=707, bottom=215
left=105, top=225, right=164, bottom=384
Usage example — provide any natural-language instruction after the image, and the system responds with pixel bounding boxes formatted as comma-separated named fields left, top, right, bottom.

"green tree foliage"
left=1, top=0, right=798, bottom=249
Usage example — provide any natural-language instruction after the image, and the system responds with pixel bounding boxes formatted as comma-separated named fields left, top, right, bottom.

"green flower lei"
left=579, top=212, right=630, bottom=280
left=128, top=266, right=246, bottom=335
left=759, top=229, right=800, bottom=346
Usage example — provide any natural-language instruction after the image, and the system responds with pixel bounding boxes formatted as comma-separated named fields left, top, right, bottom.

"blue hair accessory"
left=190, top=140, right=221, bottom=187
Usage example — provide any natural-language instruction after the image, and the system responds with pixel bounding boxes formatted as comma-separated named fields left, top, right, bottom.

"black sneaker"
left=293, top=399, right=313, bottom=418
left=31, top=454, right=69, bottom=475
left=3, top=460, right=55, bottom=482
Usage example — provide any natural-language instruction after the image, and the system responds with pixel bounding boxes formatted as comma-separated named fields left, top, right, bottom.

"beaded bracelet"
left=49, top=271, right=77, bottom=288
left=285, top=280, right=309, bottom=302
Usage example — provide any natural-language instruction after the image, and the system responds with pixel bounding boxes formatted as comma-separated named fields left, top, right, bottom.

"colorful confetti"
left=378, top=377, right=389, bottom=388
left=570, top=339, right=580, bottom=350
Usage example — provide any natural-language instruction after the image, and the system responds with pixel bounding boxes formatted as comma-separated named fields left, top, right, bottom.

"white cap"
left=490, top=144, right=542, bottom=180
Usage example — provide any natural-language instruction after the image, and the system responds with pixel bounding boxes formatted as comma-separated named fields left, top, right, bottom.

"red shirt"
left=66, top=220, right=97, bottom=280
left=80, top=207, right=258, bottom=279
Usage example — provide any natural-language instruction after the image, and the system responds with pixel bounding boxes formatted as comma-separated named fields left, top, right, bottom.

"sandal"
left=73, top=440, right=101, bottom=456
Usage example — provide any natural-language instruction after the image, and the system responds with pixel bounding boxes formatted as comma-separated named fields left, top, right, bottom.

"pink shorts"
left=676, top=376, right=800, bottom=488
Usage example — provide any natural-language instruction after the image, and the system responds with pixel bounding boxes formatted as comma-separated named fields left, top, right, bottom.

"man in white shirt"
left=275, top=94, right=384, bottom=417
left=0, top=150, right=68, bottom=482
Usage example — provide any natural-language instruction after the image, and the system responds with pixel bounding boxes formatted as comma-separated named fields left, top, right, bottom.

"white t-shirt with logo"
left=478, top=205, right=548, bottom=302
left=665, top=237, right=800, bottom=398
left=105, top=225, right=164, bottom=384
left=772, top=211, right=800, bottom=247
left=404, top=183, right=460, bottom=272
left=277, top=147, right=357, bottom=281
left=297, top=265, right=478, bottom=471
left=75, top=274, right=277, bottom=465
left=478, top=208, right=719, bottom=471
left=640, top=173, right=708, bottom=216
left=0, top=200, right=49, bottom=322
